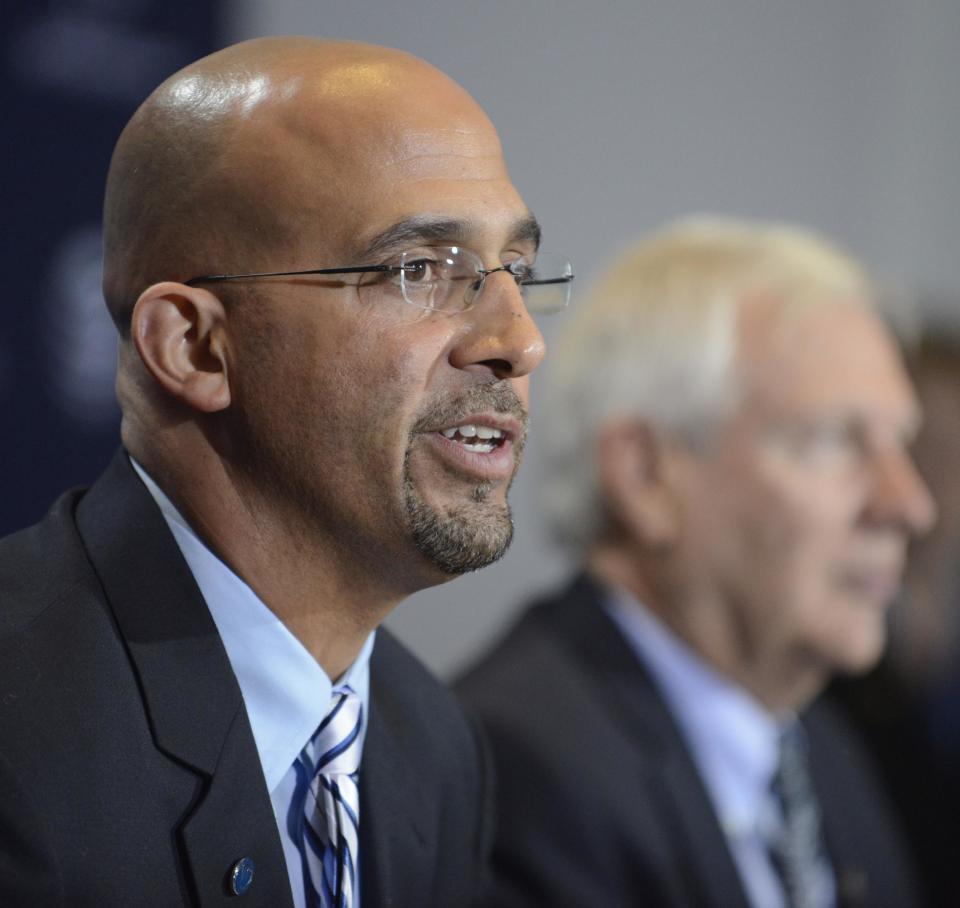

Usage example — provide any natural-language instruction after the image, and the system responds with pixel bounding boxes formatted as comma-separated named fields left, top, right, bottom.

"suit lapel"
left=359, top=637, right=432, bottom=907
left=551, top=576, right=752, bottom=908
left=76, top=452, right=293, bottom=906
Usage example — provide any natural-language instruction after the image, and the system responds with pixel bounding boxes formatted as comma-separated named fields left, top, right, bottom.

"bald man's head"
left=102, top=37, right=501, bottom=334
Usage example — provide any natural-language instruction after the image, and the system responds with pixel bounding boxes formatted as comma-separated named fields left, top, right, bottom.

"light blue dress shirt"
left=604, top=587, right=835, bottom=908
left=132, top=459, right=374, bottom=908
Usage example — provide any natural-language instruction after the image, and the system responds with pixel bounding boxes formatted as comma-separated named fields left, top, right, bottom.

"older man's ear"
left=130, top=281, right=232, bottom=414
left=595, top=417, right=685, bottom=550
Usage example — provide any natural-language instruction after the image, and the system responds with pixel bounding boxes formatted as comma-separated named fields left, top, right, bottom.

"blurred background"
left=5, top=0, right=960, bottom=902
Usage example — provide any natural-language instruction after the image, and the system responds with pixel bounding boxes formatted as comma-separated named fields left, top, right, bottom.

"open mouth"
left=420, top=411, right=523, bottom=482
left=438, top=424, right=507, bottom=454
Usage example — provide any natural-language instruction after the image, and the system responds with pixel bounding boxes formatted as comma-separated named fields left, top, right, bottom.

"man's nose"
left=867, top=445, right=937, bottom=535
left=448, top=270, right=546, bottom=380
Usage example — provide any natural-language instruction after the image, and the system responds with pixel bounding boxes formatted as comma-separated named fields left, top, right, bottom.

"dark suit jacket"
left=0, top=452, right=491, bottom=907
left=457, top=575, right=920, bottom=908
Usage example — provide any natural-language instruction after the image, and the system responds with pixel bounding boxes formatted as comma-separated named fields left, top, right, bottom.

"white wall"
left=227, top=0, right=960, bottom=678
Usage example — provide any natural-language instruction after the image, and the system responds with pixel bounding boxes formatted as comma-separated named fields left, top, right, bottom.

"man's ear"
left=595, top=417, right=685, bottom=548
left=130, top=282, right=231, bottom=413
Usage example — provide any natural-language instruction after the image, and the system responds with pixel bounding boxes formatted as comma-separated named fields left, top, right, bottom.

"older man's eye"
left=795, top=423, right=866, bottom=466
left=769, top=419, right=865, bottom=469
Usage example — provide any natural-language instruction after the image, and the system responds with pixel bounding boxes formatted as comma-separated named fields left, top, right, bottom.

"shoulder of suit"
left=0, top=487, right=97, bottom=638
left=456, top=575, right=607, bottom=702
left=371, top=628, right=474, bottom=722
left=369, top=627, right=488, bottom=776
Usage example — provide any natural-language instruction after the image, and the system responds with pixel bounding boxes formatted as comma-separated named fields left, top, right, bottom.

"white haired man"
left=458, top=218, right=933, bottom=908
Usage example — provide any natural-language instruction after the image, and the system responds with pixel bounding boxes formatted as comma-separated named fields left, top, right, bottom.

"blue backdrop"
left=2, top=0, right=219, bottom=533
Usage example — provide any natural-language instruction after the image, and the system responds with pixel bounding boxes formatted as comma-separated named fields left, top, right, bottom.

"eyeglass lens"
left=391, top=247, right=571, bottom=313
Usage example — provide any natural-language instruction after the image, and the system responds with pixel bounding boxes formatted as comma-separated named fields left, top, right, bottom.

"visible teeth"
left=438, top=424, right=505, bottom=447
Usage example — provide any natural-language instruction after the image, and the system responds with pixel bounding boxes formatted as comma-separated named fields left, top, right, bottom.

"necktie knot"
left=311, top=687, right=362, bottom=777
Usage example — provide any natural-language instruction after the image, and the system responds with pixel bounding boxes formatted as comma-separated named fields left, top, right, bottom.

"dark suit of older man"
left=459, top=575, right=918, bottom=908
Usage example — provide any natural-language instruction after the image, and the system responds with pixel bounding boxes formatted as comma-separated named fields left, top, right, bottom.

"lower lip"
left=425, top=432, right=518, bottom=481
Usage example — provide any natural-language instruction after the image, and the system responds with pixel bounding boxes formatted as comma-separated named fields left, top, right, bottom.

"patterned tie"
left=770, top=722, right=830, bottom=908
left=291, top=686, right=363, bottom=908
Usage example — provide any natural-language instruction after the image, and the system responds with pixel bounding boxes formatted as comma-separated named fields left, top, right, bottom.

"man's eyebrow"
left=358, top=217, right=467, bottom=260
left=508, top=214, right=542, bottom=250
left=356, top=213, right=542, bottom=261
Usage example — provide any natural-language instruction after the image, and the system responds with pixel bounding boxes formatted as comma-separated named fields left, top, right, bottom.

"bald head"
left=102, top=37, right=502, bottom=334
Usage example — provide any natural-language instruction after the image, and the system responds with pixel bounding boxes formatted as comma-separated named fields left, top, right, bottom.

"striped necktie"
left=770, top=722, right=831, bottom=908
left=292, top=686, right=363, bottom=908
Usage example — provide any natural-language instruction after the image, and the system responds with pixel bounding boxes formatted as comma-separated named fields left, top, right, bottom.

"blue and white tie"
left=295, top=686, right=362, bottom=908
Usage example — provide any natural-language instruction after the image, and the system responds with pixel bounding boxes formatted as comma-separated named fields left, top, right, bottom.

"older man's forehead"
left=734, top=300, right=919, bottom=427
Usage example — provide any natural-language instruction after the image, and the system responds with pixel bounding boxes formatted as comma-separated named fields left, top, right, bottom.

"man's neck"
left=133, top=453, right=396, bottom=680
left=586, top=545, right=826, bottom=713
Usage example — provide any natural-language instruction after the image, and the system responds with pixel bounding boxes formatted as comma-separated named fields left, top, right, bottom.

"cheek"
left=744, top=491, right=879, bottom=657
left=308, top=308, right=432, bottom=404
left=707, top=469, right=859, bottom=603
left=235, top=312, right=416, bottom=457
left=333, top=325, right=460, bottom=487
left=737, top=453, right=865, bottom=548
left=236, top=296, right=465, bottom=478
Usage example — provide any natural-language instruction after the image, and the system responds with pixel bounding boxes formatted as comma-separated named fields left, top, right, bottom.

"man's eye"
left=806, top=427, right=854, bottom=453
left=402, top=258, right=439, bottom=283
left=508, top=258, right=536, bottom=282
left=788, top=423, right=867, bottom=467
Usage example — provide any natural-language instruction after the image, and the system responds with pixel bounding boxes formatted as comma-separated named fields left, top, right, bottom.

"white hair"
left=542, top=215, right=872, bottom=551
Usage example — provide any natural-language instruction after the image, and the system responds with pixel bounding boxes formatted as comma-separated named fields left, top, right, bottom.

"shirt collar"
left=604, top=586, right=785, bottom=838
left=130, top=457, right=375, bottom=794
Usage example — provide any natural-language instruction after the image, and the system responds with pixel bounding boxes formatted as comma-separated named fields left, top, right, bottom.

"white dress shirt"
left=604, top=587, right=835, bottom=908
left=132, top=459, right=374, bottom=907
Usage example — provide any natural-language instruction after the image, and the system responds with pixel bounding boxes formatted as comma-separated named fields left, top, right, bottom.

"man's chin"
left=827, top=619, right=888, bottom=676
left=404, top=485, right=514, bottom=577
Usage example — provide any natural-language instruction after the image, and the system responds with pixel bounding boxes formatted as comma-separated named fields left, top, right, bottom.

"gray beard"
left=403, top=466, right=515, bottom=575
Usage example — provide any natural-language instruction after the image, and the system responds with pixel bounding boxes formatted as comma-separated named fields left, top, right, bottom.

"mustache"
left=412, top=381, right=529, bottom=447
